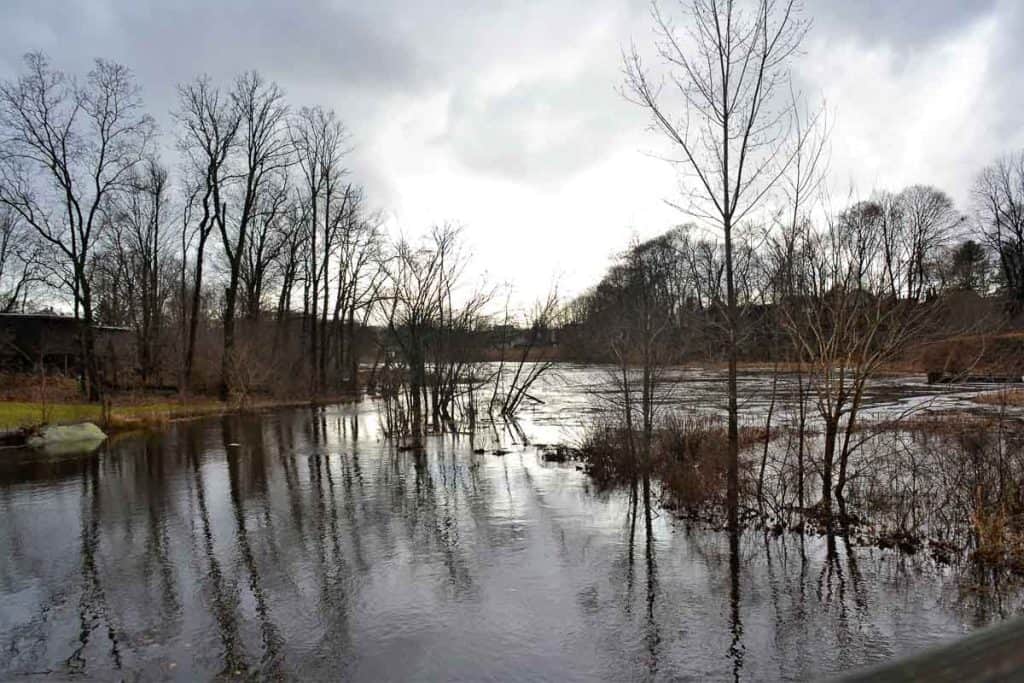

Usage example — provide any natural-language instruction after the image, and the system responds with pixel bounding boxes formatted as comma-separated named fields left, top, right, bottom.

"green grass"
left=0, top=402, right=103, bottom=431
left=0, top=400, right=227, bottom=432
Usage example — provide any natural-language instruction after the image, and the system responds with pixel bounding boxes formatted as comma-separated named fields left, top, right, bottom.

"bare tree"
left=975, top=151, right=1024, bottom=309
left=778, top=202, right=937, bottom=520
left=765, top=93, right=828, bottom=519
left=240, top=175, right=290, bottom=320
left=887, top=185, right=960, bottom=301
left=0, top=53, right=154, bottom=398
left=612, top=239, right=680, bottom=515
left=0, top=207, right=41, bottom=312
left=274, top=199, right=308, bottom=326
left=101, top=158, right=172, bottom=383
left=217, top=72, right=291, bottom=399
left=290, top=105, right=350, bottom=392
left=624, top=0, right=810, bottom=528
left=380, top=225, right=481, bottom=448
left=175, top=75, right=241, bottom=392
left=497, top=290, right=560, bottom=418
left=331, top=190, right=386, bottom=389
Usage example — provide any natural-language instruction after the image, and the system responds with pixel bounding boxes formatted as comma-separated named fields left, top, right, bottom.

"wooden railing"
left=840, top=616, right=1024, bottom=682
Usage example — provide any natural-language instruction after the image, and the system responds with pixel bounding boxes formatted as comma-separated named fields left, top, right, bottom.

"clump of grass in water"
left=578, top=412, right=764, bottom=514
left=971, top=505, right=1024, bottom=572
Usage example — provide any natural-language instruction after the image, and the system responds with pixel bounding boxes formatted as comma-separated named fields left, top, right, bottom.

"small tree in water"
left=379, top=225, right=491, bottom=450
left=625, top=0, right=812, bottom=529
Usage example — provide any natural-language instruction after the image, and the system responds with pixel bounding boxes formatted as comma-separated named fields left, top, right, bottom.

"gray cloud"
left=809, top=0, right=999, bottom=50
left=441, top=69, right=634, bottom=184
left=1, top=0, right=1022, bottom=299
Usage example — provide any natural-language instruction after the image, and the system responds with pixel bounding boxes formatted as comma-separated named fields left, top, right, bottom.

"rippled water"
left=1, top=368, right=1020, bottom=681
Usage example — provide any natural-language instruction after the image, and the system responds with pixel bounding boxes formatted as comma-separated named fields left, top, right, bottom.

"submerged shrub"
left=579, top=411, right=760, bottom=513
left=656, top=413, right=731, bottom=509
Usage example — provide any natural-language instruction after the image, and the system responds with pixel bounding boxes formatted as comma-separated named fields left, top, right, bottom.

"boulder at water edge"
left=27, top=422, right=108, bottom=455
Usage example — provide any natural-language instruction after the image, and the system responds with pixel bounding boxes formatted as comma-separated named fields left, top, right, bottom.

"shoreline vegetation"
left=1, top=358, right=1014, bottom=432
left=8, top=357, right=1024, bottom=579
left=2, top=351, right=1019, bottom=434
left=575, top=400, right=1024, bottom=577
left=0, top=389, right=362, bottom=440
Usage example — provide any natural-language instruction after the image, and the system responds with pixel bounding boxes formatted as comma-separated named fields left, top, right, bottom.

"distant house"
left=0, top=312, right=136, bottom=382
left=493, top=325, right=559, bottom=349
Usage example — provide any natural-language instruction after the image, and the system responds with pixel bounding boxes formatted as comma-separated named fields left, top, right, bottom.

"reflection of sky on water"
left=0, top=374, right=1019, bottom=680
left=510, top=364, right=1021, bottom=446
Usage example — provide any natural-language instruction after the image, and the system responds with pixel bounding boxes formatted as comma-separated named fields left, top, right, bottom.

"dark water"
left=0, top=394, right=1020, bottom=680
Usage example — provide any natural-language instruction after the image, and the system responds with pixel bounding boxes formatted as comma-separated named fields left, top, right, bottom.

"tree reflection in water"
left=728, top=527, right=744, bottom=683
left=1, top=404, right=1023, bottom=680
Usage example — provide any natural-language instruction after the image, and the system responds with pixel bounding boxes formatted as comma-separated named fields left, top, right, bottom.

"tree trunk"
left=796, top=367, right=806, bottom=518
left=220, top=275, right=239, bottom=401
left=347, top=306, right=358, bottom=391
left=79, top=277, right=102, bottom=402
left=185, top=233, right=209, bottom=392
left=724, top=220, right=740, bottom=531
left=410, top=346, right=424, bottom=450
left=320, top=261, right=330, bottom=389
left=821, top=417, right=838, bottom=521
left=757, top=370, right=778, bottom=516
left=835, top=386, right=865, bottom=508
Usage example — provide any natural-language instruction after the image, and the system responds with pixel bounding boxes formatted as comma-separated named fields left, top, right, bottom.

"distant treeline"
left=557, top=180, right=1024, bottom=369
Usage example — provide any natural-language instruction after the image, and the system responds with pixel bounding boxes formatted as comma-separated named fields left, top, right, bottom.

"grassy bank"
left=0, top=399, right=232, bottom=433
left=0, top=394, right=364, bottom=435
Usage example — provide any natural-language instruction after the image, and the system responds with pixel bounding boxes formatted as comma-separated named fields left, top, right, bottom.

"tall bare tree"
left=240, top=176, right=290, bottom=320
left=290, top=105, right=350, bottom=391
left=624, top=0, right=810, bottom=527
left=886, top=185, right=960, bottom=301
left=175, top=76, right=241, bottom=392
left=217, top=72, right=290, bottom=399
left=332, top=190, right=386, bottom=389
left=101, top=157, right=172, bottom=382
left=975, top=151, right=1024, bottom=309
left=0, top=53, right=154, bottom=398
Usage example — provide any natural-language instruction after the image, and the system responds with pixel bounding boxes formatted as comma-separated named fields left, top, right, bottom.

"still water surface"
left=1, top=370, right=1020, bottom=681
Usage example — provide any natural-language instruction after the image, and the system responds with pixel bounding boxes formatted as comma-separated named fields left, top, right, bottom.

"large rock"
left=27, top=422, right=108, bottom=455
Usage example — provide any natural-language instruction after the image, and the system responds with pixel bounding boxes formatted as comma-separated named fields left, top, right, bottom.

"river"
left=0, top=367, right=1020, bottom=680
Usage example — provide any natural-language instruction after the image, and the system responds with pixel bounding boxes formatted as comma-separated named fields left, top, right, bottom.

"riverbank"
left=0, top=393, right=362, bottom=443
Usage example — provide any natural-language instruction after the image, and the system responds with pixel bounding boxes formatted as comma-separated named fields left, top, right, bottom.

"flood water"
left=1, top=367, right=1021, bottom=681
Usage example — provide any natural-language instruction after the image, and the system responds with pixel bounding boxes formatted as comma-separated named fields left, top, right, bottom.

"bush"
left=578, top=411, right=761, bottom=513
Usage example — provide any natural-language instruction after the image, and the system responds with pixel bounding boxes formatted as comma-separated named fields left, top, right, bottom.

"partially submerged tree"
left=495, top=289, right=561, bottom=419
left=624, top=0, right=811, bottom=528
left=777, top=204, right=939, bottom=519
left=379, top=225, right=490, bottom=448
left=607, top=238, right=681, bottom=514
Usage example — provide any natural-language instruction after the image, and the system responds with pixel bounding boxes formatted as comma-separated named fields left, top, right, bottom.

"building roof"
left=0, top=312, right=132, bottom=333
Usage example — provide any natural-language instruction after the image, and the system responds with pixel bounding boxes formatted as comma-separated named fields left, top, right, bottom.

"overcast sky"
left=1, top=0, right=1022, bottom=305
